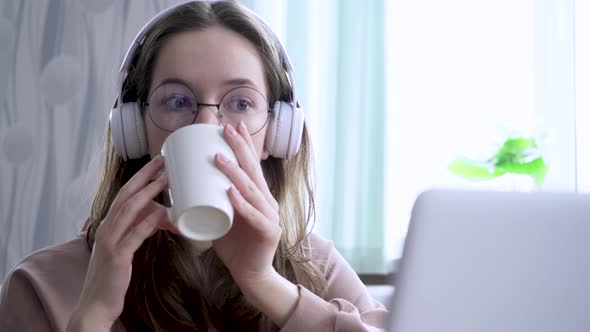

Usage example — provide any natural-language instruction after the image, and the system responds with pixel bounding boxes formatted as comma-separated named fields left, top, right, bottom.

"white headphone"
left=110, top=0, right=304, bottom=161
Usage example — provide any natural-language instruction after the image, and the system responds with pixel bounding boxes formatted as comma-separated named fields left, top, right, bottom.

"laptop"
left=388, top=189, right=590, bottom=332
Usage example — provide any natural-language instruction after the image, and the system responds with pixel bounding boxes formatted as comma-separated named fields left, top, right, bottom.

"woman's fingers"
left=120, top=206, right=169, bottom=253
left=224, top=124, right=259, bottom=174
left=131, top=200, right=178, bottom=234
left=109, top=173, right=169, bottom=240
left=77, top=157, right=174, bottom=327
left=110, top=155, right=164, bottom=212
left=236, top=122, right=280, bottom=212
left=227, top=185, right=275, bottom=234
left=237, top=121, right=259, bottom=158
left=223, top=123, right=279, bottom=212
left=215, top=153, right=276, bottom=220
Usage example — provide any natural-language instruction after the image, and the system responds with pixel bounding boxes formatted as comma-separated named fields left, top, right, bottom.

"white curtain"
left=0, top=0, right=190, bottom=280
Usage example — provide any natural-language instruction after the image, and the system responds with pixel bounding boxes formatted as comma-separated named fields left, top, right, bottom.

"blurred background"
left=0, top=0, right=589, bottom=283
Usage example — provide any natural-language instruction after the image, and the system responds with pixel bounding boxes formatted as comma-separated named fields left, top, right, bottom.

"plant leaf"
left=490, top=137, right=538, bottom=165
left=449, top=158, right=506, bottom=181
left=449, top=136, right=548, bottom=186
left=496, top=157, right=548, bottom=185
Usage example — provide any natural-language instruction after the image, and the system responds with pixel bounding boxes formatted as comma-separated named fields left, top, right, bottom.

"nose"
left=193, top=105, right=220, bottom=126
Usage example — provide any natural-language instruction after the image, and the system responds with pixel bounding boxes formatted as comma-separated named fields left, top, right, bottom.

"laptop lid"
left=388, top=189, right=590, bottom=332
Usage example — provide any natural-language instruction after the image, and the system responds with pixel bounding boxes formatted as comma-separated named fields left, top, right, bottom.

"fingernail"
left=226, top=124, right=237, bottom=136
left=228, top=184, right=238, bottom=194
left=157, top=171, right=168, bottom=181
left=150, top=169, right=164, bottom=181
left=239, top=121, right=247, bottom=133
left=217, top=153, right=228, bottom=163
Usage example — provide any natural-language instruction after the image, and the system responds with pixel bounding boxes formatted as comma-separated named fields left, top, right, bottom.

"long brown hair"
left=82, top=1, right=326, bottom=331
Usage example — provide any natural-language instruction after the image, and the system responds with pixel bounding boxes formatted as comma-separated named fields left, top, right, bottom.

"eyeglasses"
left=143, top=82, right=271, bottom=134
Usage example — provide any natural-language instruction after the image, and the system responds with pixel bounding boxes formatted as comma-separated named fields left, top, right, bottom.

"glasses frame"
left=143, top=83, right=271, bottom=135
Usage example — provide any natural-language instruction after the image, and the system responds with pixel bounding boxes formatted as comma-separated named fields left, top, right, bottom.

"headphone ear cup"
left=265, top=101, right=304, bottom=159
left=109, top=102, right=148, bottom=160
left=288, top=103, right=304, bottom=159
left=110, top=104, right=127, bottom=160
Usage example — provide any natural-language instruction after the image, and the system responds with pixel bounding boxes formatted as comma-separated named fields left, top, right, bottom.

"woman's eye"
left=163, top=95, right=193, bottom=110
left=229, top=98, right=253, bottom=112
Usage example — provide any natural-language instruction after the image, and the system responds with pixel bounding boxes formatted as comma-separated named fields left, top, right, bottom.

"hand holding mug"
left=68, top=156, right=178, bottom=330
left=212, top=122, right=282, bottom=289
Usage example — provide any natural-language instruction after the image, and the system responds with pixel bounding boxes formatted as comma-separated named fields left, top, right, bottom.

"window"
left=244, top=0, right=583, bottom=273
left=385, top=0, right=579, bottom=264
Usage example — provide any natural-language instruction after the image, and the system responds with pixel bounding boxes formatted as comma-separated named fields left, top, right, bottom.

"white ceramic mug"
left=161, top=124, right=237, bottom=250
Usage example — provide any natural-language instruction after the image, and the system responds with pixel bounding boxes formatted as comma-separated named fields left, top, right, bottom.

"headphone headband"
left=117, top=0, right=297, bottom=104
left=111, top=0, right=304, bottom=161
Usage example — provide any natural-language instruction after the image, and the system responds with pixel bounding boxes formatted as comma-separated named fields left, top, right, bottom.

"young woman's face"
left=145, top=26, right=270, bottom=160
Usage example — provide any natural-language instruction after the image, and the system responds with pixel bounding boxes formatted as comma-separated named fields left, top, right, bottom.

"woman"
left=0, top=1, right=387, bottom=331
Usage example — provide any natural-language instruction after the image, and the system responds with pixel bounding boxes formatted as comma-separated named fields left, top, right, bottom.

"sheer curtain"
left=243, top=0, right=389, bottom=274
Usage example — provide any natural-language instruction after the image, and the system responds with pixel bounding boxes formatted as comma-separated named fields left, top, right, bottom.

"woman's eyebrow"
left=221, top=78, right=258, bottom=88
left=153, top=77, right=264, bottom=99
left=158, top=77, right=193, bottom=88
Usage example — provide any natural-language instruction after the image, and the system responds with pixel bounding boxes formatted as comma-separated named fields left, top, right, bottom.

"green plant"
left=448, top=136, right=548, bottom=186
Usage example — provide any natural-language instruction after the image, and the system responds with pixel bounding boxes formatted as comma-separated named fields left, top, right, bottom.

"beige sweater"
left=0, top=232, right=387, bottom=331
